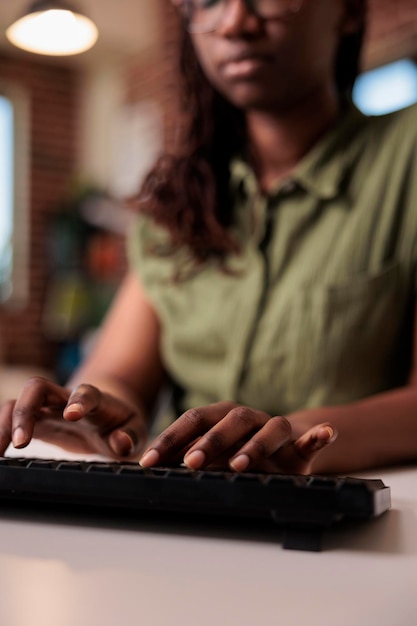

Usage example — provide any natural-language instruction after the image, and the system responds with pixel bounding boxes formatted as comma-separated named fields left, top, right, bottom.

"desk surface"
left=0, top=441, right=416, bottom=626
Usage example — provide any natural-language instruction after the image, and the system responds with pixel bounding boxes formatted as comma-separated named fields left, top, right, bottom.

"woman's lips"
left=221, top=54, right=272, bottom=79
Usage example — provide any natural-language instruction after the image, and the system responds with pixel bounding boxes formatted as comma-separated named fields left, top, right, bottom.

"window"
left=353, top=58, right=417, bottom=116
left=0, top=95, right=14, bottom=300
left=0, top=85, right=30, bottom=305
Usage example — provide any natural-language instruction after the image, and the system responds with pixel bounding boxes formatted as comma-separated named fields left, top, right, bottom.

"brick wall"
left=124, top=0, right=182, bottom=154
left=0, top=54, right=80, bottom=368
left=366, top=0, right=417, bottom=67
left=1, top=0, right=417, bottom=370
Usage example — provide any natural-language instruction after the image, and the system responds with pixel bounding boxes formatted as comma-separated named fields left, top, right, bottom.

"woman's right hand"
left=0, top=377, right=148, bottom=460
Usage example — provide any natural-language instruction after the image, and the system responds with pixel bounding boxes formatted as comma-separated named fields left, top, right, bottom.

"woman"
left=1, top=0, right=417, bottom=475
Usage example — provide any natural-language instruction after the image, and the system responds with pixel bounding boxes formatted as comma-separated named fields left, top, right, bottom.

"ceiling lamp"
left=6, top=0, right=99, bottom=56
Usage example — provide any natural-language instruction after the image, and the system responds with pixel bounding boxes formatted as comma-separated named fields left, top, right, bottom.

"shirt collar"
left=230, top=102, right=367, bottom=203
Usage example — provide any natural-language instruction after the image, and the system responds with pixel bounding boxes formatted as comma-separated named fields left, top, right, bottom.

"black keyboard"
left=0, top=456, right=391, bottom=551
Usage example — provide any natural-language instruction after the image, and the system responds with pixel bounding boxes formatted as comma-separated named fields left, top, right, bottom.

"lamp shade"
left=6, top=0, right=98, bottom=56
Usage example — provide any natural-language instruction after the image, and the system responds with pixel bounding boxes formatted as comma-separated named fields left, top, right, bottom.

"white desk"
left=0, top=441, right=416, bottom=626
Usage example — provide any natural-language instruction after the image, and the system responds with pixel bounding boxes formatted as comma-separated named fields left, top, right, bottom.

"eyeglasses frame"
left=179, top=0, right=304, bottom=34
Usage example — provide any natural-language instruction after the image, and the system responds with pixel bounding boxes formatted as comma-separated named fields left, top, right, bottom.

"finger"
left=0, top=400, right=15, bottom=455
left=65, top=385, right=147, bottom=459
left=106, top=412, right=148, bottom=459
left=63, top=384, right=103, bottom=421
left=11, top=377, right=70, bottom=448
left=139, top=401, right=238, bottom=467
left=64, top=385, right=133, bottom=431
left=293, top=422, right=337, bottom=466
left=183, top=406, right=272, bottom=470
left=229, top=415, right=292, bottom=472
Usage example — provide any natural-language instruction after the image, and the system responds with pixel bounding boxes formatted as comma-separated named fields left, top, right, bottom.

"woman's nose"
left=216, top=0, right=264, bottom=37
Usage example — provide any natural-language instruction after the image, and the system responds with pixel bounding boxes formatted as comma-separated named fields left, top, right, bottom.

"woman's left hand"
left=139, top=401, right=337, bottom=474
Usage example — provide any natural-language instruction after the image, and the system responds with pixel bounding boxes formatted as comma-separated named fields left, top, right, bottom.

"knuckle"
left=229, top=406, right=255, bottom=426
left=23, top=376, right=48, bottom=390
left=182, top=408, right=206, bottom=429
left=203, top=430, right=225, bottom=453
left=248, top=437, right=268, bottom=458
left=157, top=430, right=178, bottom=450
left=71, top=383, right=100, bottom=402
left=270, top=415, right=292, bottom=437
left=72, top=383, right=95, bottom=394
left=12, top=405, right=34, bottom=422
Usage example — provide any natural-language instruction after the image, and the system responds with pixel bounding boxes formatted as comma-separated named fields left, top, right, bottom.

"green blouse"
left=128, top=103, right=417, bottom=418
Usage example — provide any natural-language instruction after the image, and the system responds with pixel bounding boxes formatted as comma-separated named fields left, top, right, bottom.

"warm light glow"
left=6, top=9, right=98, bottom=56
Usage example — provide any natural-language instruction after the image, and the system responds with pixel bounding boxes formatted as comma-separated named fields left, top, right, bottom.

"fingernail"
left=139, top=448, right=160, bottom=467
left=12, top=427, right=27, bottom=448
left=230, top=454, right=250, bottom=472
left=184, top=450, right=205, bottom=469
left=63, top=403, right=83, bottom=418
left=321, top=426, right=334, bottom=440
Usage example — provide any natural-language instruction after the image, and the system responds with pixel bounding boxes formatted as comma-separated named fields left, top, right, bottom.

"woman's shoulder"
left=127, top=212, right=175, bottom=261
left=126, top=213, right=173, bottom=282
left=127, top=212, right=200, bottom=287
left=344, top=103, right=417, bottom=184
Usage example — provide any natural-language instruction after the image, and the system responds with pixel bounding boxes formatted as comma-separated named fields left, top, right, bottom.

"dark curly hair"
left=134, top=1, right=367, bottom=264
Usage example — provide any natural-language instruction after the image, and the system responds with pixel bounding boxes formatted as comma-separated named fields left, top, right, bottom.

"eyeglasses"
left=179, top=0, right=304, bottom=34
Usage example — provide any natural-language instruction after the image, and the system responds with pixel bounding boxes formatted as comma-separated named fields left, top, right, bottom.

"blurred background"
left=0, top=0, right=417, bottom=396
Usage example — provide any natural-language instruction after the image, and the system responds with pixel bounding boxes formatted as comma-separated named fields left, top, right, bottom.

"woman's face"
left=189, top=0, right=361, bottom=112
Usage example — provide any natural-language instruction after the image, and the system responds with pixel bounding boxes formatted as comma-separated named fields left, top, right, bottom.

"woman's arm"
left=289, top=300, right=417, bottom=474
left=289, top=386, right=417, bottom=474
left=68, top=270, right=165, bottom=418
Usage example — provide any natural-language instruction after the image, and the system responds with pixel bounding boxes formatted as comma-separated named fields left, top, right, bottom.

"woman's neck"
left=245, top=87, right=341, bottom=192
